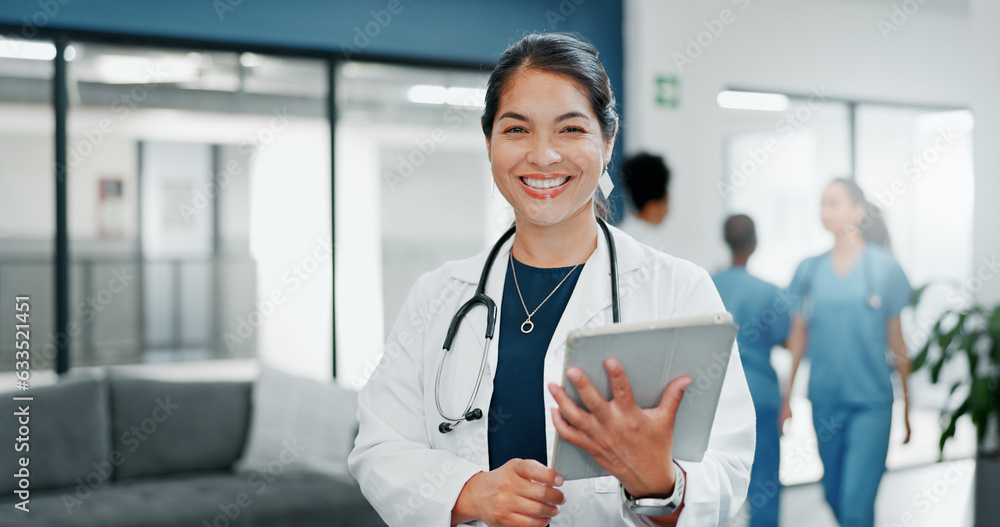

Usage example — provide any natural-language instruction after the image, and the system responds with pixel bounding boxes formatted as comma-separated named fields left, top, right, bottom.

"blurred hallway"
left=729, top=458, right=975, bottom=527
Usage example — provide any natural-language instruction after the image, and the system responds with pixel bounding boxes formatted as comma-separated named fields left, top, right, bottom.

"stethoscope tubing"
left=435, top=218, right=620, bottom=433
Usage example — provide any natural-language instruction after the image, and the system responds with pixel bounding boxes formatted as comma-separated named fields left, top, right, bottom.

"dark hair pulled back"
left=831, top=177, right=891, bottom=248
left=481, top=33, right=619, bottom=218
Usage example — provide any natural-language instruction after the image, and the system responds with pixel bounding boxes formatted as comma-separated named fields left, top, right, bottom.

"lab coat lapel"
left=542, top=228, right=613, bottom=465
left=545, top=224, right=645, bottom=357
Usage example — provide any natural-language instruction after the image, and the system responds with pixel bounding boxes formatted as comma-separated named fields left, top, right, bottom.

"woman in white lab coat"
left=348, top=33, right=755, bottom=527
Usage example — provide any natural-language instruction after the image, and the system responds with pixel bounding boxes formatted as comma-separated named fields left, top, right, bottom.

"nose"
left=525, top=135, right=562, bottom=167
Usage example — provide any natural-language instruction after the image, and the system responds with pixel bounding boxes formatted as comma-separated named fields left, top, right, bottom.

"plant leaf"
left=989, top=305, right=1000, bottom=336
left=912, top=339, right=931, bottom=372
left=936, top=313, right=965, bottom=359
left=911, top=283, right=930, bottom=307
left=940, top=397, right=970, bottom=452
left=970, top=377, right=991, bottom=444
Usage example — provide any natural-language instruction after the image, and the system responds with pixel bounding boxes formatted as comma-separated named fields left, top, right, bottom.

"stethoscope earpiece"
left=438, top=409, right=482, bottom=434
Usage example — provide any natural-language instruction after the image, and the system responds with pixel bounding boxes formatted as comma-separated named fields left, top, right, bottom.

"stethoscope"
left=436, top=217, right=621, bottom=433
left=801, top=247, right=882, bottom=320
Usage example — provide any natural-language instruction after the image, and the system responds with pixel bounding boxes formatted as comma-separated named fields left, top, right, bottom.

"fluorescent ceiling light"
left=0, top=39, right=56, bottom=61
left=240, top=52, right=264, bottom=68
left=717, top=90, right=789, bottom=112
left=916, top=109, right=974, bottom=133
left=408, top=85, right=449, bottom=105
left=95, top=54, right=199, bottom=84
left=408, top=85, right=485, bottom=107
left=445, top=86, right=485, bottom=107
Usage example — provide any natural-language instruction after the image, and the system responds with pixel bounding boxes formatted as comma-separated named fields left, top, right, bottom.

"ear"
left=485, top=135, right=492, bottom=162
left=603, top=128, right=617, bottom=164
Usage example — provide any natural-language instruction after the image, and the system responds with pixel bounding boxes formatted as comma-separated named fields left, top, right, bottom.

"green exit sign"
left=656, top=75, right=679, bottom=108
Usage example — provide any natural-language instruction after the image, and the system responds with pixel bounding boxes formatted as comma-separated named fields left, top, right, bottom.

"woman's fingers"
left=657, top=375, right=692, bottom=422
left=548, top=382, right=597, bottom=431
left=505, top=460, right=565, bottom=522
left=514, top=459, right=563, bottom=488
left=565, top=367, right=611, bottom=419
left=517, top=481, right=566, bottom=510
left=604, top=357, right=636, bottom=407
left=504, top=511, right=558, bottom=527
left=510, top=495, right=561, bottom=518
left=551, top=406, right=597, bottom=452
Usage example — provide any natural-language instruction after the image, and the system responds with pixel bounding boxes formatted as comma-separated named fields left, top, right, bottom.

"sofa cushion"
left=108, top=376, right=251, bottom=480
left=235, top=366, right=358, bottom=482
left=0, top=471, right=386, bottom=527
left=0, top=376, right=110, bottom=494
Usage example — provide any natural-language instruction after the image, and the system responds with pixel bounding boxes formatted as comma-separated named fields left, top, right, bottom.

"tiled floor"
left=727, top=459, right=975, bottom=527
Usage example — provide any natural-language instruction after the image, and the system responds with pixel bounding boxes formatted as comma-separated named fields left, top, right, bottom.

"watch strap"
left=622, top=460, right=685, bottom=517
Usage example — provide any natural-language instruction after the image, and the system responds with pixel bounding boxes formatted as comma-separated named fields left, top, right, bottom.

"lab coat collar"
left=446, top=223, right=646, bottom=387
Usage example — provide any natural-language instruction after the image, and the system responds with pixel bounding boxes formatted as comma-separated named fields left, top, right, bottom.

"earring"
left=598, top=167, right=614, bottom=199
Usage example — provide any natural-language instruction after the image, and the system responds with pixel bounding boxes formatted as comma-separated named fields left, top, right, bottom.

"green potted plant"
left=911, top=288, right=999, bottom=524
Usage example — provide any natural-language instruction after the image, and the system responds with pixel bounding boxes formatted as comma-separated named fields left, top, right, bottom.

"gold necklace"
left=509, top=252, right=582, bottom=334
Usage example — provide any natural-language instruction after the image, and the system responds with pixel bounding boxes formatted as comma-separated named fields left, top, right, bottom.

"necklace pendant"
left=521, top=319, right=534, bottom=334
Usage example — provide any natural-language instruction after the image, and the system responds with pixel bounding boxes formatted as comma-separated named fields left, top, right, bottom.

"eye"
left=503, top=126, right=527, bottom=134
left=562, top=126, right=586, bottom=133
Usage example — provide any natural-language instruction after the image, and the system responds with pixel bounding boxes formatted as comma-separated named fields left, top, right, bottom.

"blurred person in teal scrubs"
left=782, top=178, right=913, bottom=527
left=712, top=214, right=790, bottom=527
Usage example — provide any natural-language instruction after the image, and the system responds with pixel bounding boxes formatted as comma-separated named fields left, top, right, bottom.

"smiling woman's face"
left=486, top=68, right=614, bottom=229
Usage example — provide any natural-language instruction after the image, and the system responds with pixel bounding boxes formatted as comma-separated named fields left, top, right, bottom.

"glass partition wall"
left=0, top=38, right=331, bottom=376
left=0, top=39, right=56, bottom=372
left=333, top=61, right=503, bottom=388
left=0, top=34, right=496, bottom=383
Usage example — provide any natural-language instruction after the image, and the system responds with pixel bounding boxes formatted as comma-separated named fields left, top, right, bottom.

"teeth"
left=523, top=177, right=568, bottom=189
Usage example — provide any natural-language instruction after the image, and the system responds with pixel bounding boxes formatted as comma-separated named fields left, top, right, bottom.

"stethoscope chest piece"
left=867, top=292, right=882, bottom=310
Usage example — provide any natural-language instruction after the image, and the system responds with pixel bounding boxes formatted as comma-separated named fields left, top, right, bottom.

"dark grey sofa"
left=0, top=373, right=385, bottom=527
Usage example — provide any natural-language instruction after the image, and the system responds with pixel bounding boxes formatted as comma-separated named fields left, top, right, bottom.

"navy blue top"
left=488, top=255, right=583, bottom=470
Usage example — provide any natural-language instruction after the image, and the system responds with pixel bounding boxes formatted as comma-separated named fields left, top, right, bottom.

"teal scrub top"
left=712, top=266, right=791, bottom=411
left=787, top=243, right=912, bottom=405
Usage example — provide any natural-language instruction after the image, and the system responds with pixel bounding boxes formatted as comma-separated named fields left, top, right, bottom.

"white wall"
left=970, top=0, right=1000, bottom=305
left=623, top=0, right=976, bottom=274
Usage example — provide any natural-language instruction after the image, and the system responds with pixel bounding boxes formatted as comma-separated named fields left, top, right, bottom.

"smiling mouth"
left=520, top=176, right=569, bottom=189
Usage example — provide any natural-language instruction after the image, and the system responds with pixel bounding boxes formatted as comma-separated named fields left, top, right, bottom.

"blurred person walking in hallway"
left=782, top=178, right=913, bottom=527
left=712, top=214, right=790, bottom=527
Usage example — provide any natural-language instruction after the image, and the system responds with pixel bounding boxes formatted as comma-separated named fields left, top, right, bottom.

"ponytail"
left=858, top=202, right=891, bottom=248
left=831, top=177, right=891, bottom=248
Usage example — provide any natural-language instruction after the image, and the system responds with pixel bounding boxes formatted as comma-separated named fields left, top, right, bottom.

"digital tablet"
left=551, top=312, right=739, bottom=480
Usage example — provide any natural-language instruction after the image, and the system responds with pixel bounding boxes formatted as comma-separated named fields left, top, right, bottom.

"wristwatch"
left=621, top=460, right=685, bottom=516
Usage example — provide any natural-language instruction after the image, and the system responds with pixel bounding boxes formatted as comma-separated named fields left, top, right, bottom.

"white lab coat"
left=349, top=226, right=755, bottom=527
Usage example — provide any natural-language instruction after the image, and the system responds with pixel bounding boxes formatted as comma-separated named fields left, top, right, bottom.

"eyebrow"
left=496, top=111, right=592, bottom=123
left=555, top=111, right=591, bottom=123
